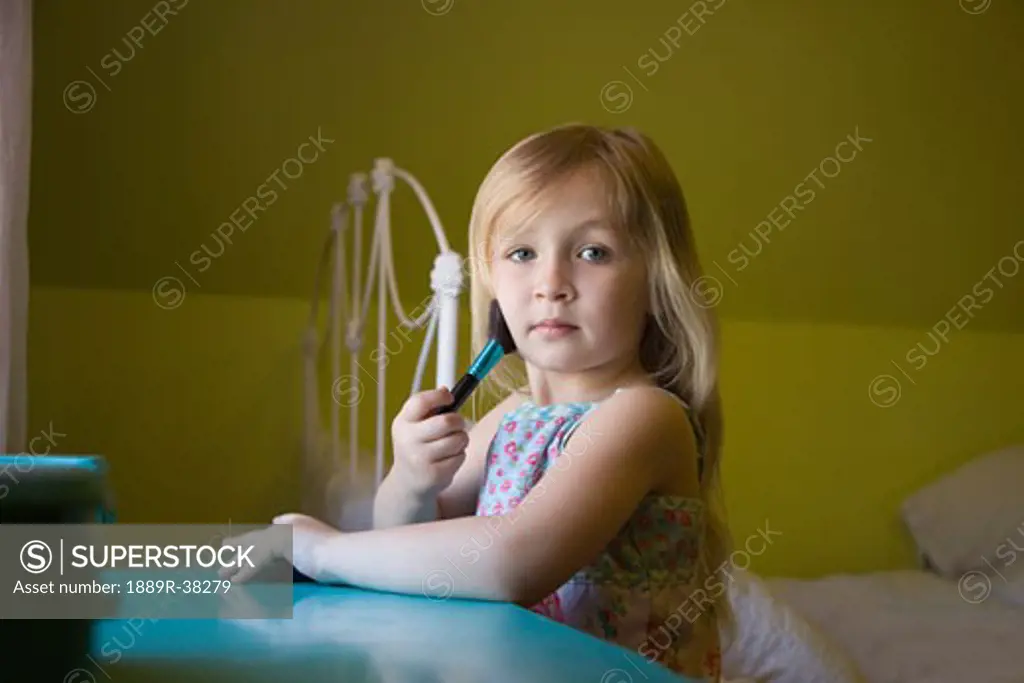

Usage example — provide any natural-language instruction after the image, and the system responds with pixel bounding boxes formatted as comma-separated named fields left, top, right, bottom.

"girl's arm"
left=371, top=391, right=525, bottom=529
left=312, top=387, right=696, bottom=604
left=370, top=467, right=440, bottom=529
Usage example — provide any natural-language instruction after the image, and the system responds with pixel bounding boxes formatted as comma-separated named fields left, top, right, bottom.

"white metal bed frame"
left=302, top=159, right=464, bottom=526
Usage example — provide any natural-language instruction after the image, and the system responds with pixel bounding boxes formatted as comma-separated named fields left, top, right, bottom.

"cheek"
left=490, top=268, right=527, bottom=320
left=593, top=281, right=647, bottom=336
left=602, top=273, right=647, bottom=309
left=488, top=263, right=513, bottom=299
left=589, top=287, right=639, bottom=324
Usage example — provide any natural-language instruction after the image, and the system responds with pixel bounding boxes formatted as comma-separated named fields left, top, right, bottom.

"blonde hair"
left=466, top=123, right=732, bottom=631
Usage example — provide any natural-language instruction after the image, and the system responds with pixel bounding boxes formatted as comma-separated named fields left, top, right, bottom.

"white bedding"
left=766, top=570, right=1024, bottom=683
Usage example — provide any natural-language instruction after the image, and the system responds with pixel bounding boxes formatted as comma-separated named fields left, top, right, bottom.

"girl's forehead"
left=494, top=192, right=620, bottom=241
left=487, top=164, right=632, bottom=251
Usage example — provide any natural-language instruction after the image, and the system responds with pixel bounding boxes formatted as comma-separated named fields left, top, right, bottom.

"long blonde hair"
left=466, top=123, right=731, bottom=629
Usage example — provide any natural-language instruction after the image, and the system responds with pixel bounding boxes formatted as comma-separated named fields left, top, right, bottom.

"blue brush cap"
left=467, top=338, right=505, bottom=379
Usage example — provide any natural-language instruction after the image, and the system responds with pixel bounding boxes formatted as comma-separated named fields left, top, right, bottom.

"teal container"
left=0, top=455, right=114, bottom=681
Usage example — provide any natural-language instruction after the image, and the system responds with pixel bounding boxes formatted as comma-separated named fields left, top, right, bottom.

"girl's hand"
left=390, top=386, right=470, bottom=497
left=219, top=513, right=340, bottom=583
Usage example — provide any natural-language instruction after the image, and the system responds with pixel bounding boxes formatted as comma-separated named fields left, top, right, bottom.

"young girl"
left=226, top=123, right=731, bottom=681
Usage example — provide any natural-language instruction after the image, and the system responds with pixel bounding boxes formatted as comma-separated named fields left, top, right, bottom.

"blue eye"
left=508, top=247, right=534, bottom=262
left=579, top=246, right=609, bottom=262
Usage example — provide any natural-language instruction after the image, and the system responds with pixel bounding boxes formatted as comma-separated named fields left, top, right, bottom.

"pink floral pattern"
left=475, top=394, right=721, bottom=681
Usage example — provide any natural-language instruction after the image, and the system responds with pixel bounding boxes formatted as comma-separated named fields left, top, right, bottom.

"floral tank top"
left=475, top=388, right=722, bottom=681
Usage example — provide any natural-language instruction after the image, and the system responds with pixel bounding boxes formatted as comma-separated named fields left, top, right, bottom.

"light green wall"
left=25, top=0, right=1024, bottom=576
left=28, top=287, right=1024, bottom=576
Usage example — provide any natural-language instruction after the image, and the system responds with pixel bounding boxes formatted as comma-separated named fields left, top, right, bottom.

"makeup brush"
left=436, top=300, right=517, bottom=414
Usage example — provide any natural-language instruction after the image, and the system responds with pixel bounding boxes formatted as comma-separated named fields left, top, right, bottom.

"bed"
left=720, top=443, right=1024, bottom=683
left=767, top=569, right=1024, bottom=683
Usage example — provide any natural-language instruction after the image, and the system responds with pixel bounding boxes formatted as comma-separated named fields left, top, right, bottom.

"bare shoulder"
left=567, top=386, right=700, bottom=495
left=590, top=386, right=696, bottom=437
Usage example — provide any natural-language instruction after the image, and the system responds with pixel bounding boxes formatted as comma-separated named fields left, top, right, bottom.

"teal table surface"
left=87, top=583, right=694, bottom=683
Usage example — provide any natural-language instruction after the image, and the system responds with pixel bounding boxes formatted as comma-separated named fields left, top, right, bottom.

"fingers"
left=225, top=555, right=263, bottom=585
left=390, top=389, right=469, bottom=491
left=219, top=531, right=255, bottom=581
left=414, top=412, right=468, bottom=444
left=273, top=513, right=304, bottom=525
left=432, top=450, right=466, bottom=482
left=398, top=387, right=456, bottom=422
left=218, top=529, right=282, bottom=584
left=418, top=431, right=470, bottom=463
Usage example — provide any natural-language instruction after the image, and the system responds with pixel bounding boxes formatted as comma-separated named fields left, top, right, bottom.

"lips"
left=531, top=319, right=577, bottom=331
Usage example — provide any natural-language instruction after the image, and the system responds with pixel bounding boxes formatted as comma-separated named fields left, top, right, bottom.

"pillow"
left=991, top=566, right=1024, bottom=608
left=720, top=568, right=866, bottom=683
left=900, top=444, right=1024, bottom=578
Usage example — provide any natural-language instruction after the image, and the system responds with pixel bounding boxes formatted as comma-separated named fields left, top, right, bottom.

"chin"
left=521, top=345, right=594, bottom=373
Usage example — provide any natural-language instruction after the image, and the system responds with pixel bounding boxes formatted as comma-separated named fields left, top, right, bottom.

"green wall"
left=25, top=0, right=1024, bottom=577
left=28, top=287, right=1024, bottom=577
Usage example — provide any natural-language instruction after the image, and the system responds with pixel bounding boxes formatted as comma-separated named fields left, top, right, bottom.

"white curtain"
left=0, top=0, right=32, bottom=454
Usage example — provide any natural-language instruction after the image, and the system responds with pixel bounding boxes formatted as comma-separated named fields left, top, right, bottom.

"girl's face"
left=490, top=169, right=650, bottom=379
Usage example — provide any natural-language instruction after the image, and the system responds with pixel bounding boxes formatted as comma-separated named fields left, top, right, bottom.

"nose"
left=533, top=257, right=576, bottom=302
